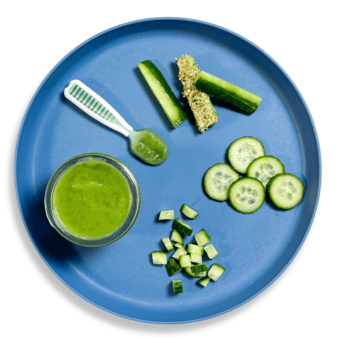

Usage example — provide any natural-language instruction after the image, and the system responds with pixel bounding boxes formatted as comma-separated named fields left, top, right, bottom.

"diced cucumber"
left=159, top=210, right=175, bottom=220
left=194, top=71, right=262, bottom=114
left=185, top=267, right=207, bottom=277
left=194, top=229, right=211, bottom=246
left=204, top=244, right=218, bottom=259
left=165, top=258, right=182, bottom=276
left=172, top=248, right=187, bottom=260
left=172, top=280, right=183, bottom=294
left=172, top=218, right=193, bottom=236
left=174, top=242, right=185, bottom=249
left=208, top=264, right=225, bottom=281
left=176, top=55, right=218, bottom=133
left=197, top=277, right=210, bottom=287
left=187, top=243, right=204, bottom=255
left=162, top=237, right=174, bottom=252
left=229, top=177, right=265, bottom=214
left=227, top=137, right=265, bottom=174
left=203, top=163, right=240, bottom=201
left=247, top=156, right=285, bottom=188
left=191, top=264, right=208, bottom=274
left=152, top=251, right=167, bottom=265
left=180, top=204, right=199, bottom=219
left=138, top=60, right=188, bottom=128
left=190, top=254, right=202, bottom=264
left=171, top=229, right=184, bottom=244
left=179, top=255, right=191, bottom=268
left=267, top=173, right=305, bottom=210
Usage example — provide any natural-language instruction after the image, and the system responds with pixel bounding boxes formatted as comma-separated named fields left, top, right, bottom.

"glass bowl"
left=44, top=153, right=141, bottom=247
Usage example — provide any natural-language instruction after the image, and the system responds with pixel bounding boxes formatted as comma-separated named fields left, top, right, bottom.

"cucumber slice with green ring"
left=247, top=156, right=285, bottom=187
left=229, top=177, right=265, bottom=214
left=138, top=60, right=188, bottom=128
left=267, top=173, right=304, bottom=210
left=227, top=137, right=265, bottom=174
left=203, top=163, right=240, bottom=201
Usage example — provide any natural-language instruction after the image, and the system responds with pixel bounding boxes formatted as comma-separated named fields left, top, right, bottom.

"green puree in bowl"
left=53, top=160, right=131, bottom=238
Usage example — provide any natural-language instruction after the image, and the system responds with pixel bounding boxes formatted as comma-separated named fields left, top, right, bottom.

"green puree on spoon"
left=64, top=80, right=168, bottom=165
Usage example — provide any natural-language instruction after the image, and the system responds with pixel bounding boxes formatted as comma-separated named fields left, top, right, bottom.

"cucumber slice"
left=180, top=204, right=199, bottom=219
left=191, top=264, right=208, bottom=274
left=174, top=242, right=185, bottom=249
left=172, top=248, right=187, bottom=260
left=204, top=244, right=218, bottom=259
left=159, top=210, right=175, bottom=220
left=187, top=243, right=204, bottom=255
left=247, top=156, right=285, bottom=188
left=172, top=218, right=193, bottom=236
left=172, top=280, right=183, bottom=294
left=179, top=255, right=191, bottom=268
left=152, top=251, right=167, bottom=265
left=194, top=71, right=262, bottom=114
left=267, top=173, right=304, bottom=210
left=161, top=237, right=174, bottom=252
left=176, top=55, right=218, bottom=133
left=197, top=277, right=210, bottom=287
left=229, top=178, right=265, bottom=214
left=171, top=230, right=184, bottom=244
left=185, top=267, right=207, bottom=278
left=194, top=229, right=211, bottom=246
left=227, top=137, right=265, bottom=174
left=165, top=258, right=182, bottom=276
left=190, top=254, right=202, bottom=264
left=208, top=264, right=225, bottom=281
left=138, top=60, right=188, bottom=128
left=204, top=163, right=240, bottom=201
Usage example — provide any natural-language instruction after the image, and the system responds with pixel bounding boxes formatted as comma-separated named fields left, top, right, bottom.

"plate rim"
left=14, top=17, right=322, bottom=324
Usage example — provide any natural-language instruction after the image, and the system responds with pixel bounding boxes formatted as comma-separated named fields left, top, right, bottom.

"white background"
left=2, top=1, right=339, bottom=339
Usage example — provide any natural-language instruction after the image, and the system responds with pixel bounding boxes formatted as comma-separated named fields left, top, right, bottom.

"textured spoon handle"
left=64, top=80, right=133, bottom=137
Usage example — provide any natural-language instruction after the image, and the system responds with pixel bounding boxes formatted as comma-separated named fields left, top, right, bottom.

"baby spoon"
left=64, top=80, right=168, bottom=165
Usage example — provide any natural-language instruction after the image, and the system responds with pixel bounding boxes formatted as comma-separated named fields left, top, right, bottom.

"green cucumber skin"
left=138, top=60, right=188, bottom=128
left=267, top=173, right=305, bottom=210
left=194, top=71, right=262, bottom=114
left=229, top=177, right=265, bottom=214
left=172, top=218, right=193, bottom=237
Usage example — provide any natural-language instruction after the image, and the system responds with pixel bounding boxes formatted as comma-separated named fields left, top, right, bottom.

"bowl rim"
left=44, top=153, right=141, bottom=247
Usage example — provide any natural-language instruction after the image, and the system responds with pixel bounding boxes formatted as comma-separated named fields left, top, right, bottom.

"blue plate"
left=15, top=18, right=321, bottom=324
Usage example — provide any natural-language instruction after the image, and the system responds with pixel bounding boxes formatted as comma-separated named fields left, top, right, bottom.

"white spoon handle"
left=64, top=80, right=133, bottom=137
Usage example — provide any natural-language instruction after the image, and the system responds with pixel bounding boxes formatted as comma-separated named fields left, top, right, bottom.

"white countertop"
left=2, top=1, right=338, bottom=339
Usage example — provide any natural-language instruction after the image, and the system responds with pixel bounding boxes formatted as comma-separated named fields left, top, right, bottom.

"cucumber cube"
left=187, top=243, right=204, bottom=255
left=191, top=264, right=208, bottom=274
left=194, top=229, right=211, bottom=246
left=190, top=254, right=202, bottom=264
left=204, top=244, right=218, bottom=259
left=179, top=255, right=191, bottom=268
left=171, top=230, right=183, bottom=244
left=197, top=277, right=210, bottom=287
left=172, top=248, right=187, bottom=260
left=161, top=237, right=174, bottom=252
left=166, top=258, right=182, bottom=276
left=208, top=264, right=225, bottom=281
left=152, top=251, right=167, bottom=265
left=180, top=204, right=199, bottom=219
left=159, top=210, right=175, bottom=220
left=172, top=218, right=193, bottom=236
left=172, top=280, right=183, bottom=294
